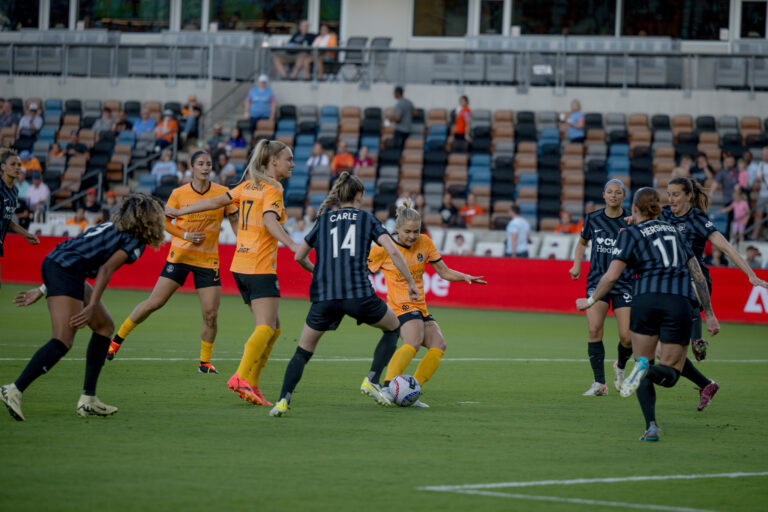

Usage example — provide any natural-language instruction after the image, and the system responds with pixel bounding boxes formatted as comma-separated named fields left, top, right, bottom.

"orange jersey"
left=227, top=179, right=285, bottom=275
left=367, top=234, right=441, bottom=316
left=166, top=182, right=238, bottom=269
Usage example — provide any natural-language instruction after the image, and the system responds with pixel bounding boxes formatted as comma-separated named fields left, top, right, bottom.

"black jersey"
left=659, top=205, right=718, bottom=285
left=47, top=222, right=146, bottom=278
left=305, top=208, right=389, bottom=302
left=612, top=219, right=696, bottom=300
left=0, top=179, right=18, bottom=257
left=581, top=208, right=633, bottom=296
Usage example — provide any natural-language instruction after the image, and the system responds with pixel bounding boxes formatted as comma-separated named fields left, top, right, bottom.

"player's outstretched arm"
left=379, top=233, right=419, bottom=300
left=576, top=259, right=626, bottom=311
left=10, top=221, right=39, bottom=245
left=430, top=260, right=486, bottom=284
left=688, top=256, right=720, bottom=336
left=165, top=193, right=231, bottom=218
left=164, top=217, right=205, bottom=244
left=14, top=286, right=44, bottom=307
left=708, top=231, right=768, bottom=288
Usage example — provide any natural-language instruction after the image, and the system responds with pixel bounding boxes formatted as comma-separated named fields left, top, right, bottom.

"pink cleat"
left=697, top=381, right=719, bottom=411
left=227, top=373, right=260, bottom=405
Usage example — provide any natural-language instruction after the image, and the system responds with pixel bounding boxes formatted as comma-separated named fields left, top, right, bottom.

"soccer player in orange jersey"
left=107, top=151, right=239, bottom=374
left=366, top=201, right=486, bottom=407
left=166, top=140, right=313, bottom=406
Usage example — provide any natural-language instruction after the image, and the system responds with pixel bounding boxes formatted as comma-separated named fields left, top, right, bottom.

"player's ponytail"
left=395, top=198, right=421, bottom=228
left=317, top=171, right=365, bottom=218
left=633, top=187, right=662, bottom=219
left=669, top=177, right=710, bottom=212
left=241, top=139, right=285, bottom=189
left=113, top=193, right=166, bottom=248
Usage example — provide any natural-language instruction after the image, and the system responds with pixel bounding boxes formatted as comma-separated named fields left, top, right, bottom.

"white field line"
left=1, top=357, right=767, bottom=363
left=419, top=472, right=768, bottom=512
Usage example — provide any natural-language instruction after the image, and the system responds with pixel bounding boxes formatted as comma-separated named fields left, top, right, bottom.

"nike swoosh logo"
left=594, top=229, right=602, bottom=233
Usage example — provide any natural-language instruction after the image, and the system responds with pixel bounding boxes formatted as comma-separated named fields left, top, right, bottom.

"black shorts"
left=232, top=273, right=280, bottom=304
left=587, top=287, right=632, bottom=309
left=306, top=294, right=389, bottom=331
left=630, top=293, right=693, bottom=345
left=398, top=310, right=435, bottom=326
left=160, top=261, right=220, bottom=289
left=41, top=256, right=85, bottom=301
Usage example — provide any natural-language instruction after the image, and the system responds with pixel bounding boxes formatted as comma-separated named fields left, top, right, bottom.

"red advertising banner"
left=2, top=235, right=767, bottom=324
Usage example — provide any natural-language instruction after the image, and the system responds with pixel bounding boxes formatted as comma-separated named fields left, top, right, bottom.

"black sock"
left=681, top=358, right=710, bottom=388
left=636, top=376, right=656, bottom=428
left=647, top=364, right=680, bottom=388
left=367, top=329, right=399, bottom=385
left=112, top=334, right=124, bottom=346
left=690, top=313, right=703, bottom=341
left=617, top=342, right=633, bottom=370
left=280, top=347, right=313, bottom=401
left=587, top=341, right=605, bottom=384
left=15, top=339, right=69, bottom=392
left=83, top=333, right=110, bottom=395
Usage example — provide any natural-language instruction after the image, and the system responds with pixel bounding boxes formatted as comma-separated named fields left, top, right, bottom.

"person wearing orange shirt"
left=366, top=200, right=486, bottom=406
left=65, top=207, right=89, bottom=233
left=554, top=210, right=580, bottom=234
left=155, top=109, right=179, bottom=150
left=458, top=193, right=484, bottom=226
left=166, top=140, right=313, bottom=406
left=453, top=95, right=472, bottom=142
left=293, top=23, right=338, bottom=81
left=331, top=140, right=354, bottom=175
left=107, top=150, right=238, bottom=374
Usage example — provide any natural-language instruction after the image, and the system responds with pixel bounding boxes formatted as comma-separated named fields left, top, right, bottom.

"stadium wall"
left=4, top=236, right=767, bottom=325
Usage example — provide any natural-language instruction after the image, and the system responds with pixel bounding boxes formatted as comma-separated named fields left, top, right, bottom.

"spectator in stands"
left=672, top=154, right=693, bottom=179
left=25, top=172, right=49, bottom=221
left=206, top=123, right=227, bottom=153
left=719, top=189, right=750, bottom=244
left=459, top=193, right=485, bottom=226
left=0, top=101, right=18, bottom=128
left=15, top=167, right=29, bottom=198
left=92, top=208, right=109, bottom=226
left=331, top=140, right=354, bottom=175
left=352, top=145, right=373, bottom=173
left=112, top=110, right=132, bottom=133
left=737, top=157, right=750, bottom=200
left=453, top=95, right=472, bottom=142
left=273, top=20, right=315, bottom=80
left=388, top=86, right=414, bottom=149
left=245, top=74, right=276, bottom=131
left=65, top=132, right=88, bottom=159
left=448, top=233, right=473, bottom=256
left=91, top=107, right=114, bottom=136
left=715, top=153, right=740, bottom=227
left=293, top=23, right=337, bottom=81
left=16, top=103, right=42, bottom=139
left=65, top=207, right=88, bottom=232
left=181, top=94, right=202, bottom=141
left=395, top=188, right=412, bottom=210
left=555, top=210, right=579, bottom=234
left=745, top=150, right=759, bottom=189
left=150, top=148, right=178, bottom=186
left=18, top=150, right=41, bottom=174
left=83, top=188, right=102, bottom=213
left=566, top=100, right=585, bottom=143
left=176, top=160, right=193, bottom=185
left=133, top=108, right=156, bottom=137
left=505, top=204, right=531, bottom=258
left=290, top=217, right=310, bottom=245
left=439, top=192, right=458, bottom=227
left=413, top=194, right=430, bottom=215
left=746, top=245, right=763, bottom=269
left=216, top=152, right=236, bottom=183
left=105, top=191, right=119, bottom=215
left=155, top=109, right=179, bottom=150
left=229, top=11, right=246, bottom=30
left=306, top=142, right=329, bottom=172
left=225, top=126, right=246, bottom=154
left=690, top=152, right=715, bottom=187
left=302, top=205, right=316, bottom=226
left=48, top=142, right=64, bottom=159
left=753, top=147, right=768, bottom=240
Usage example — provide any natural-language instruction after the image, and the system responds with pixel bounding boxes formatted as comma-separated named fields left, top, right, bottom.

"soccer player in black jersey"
left=0, top=194, right=165, bottom=421
left=270, top=172, right=419, bottom=417
left=578, top=188, right=719, bottom=441
left=571, top=179, right=633, bottom=396
left=1, top=148, right=40, bottom=283
left=662, top=177, right=768, bottom=410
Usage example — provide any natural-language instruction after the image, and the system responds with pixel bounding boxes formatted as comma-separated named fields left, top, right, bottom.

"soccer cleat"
left=76, top=394, right=118, bottom=417
left=411, top=399, right=430, bottom=408
left=106, top=339, right=121, bottom=361
left=269, top=398, right=289, bottom=417
left=227, top=373, right=261, bottom=405
left=1, top=383, right=25, bottom=421
left=697, top=381, right=720, bottom=411
left=198, top=362, right=218, bottom=374
left=639, top=424, right=660, bottom=442
left=692, top=339, right=709, bottom=362
left=620, top=357, right=649, bottom=398
left=360, top=377, right=392, bottom=407
left=613, top=360, right=625, bottom=392
left=250, top=386, right=273, bottom=407
left=582, top=382, right=608, bottom=396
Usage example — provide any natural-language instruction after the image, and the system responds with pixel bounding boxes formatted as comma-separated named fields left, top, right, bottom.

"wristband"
left=586, top=296, right=595, bottom=307
left=39, top=284, right=47, bottom=295
left=182, top=232, right=188, bottom=241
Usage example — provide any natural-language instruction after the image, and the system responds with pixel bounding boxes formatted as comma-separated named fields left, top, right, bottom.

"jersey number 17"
left=652, top=235, right=679, bottom=268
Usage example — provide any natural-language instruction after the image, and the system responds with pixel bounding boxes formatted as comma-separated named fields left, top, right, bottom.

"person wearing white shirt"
left=306, top=142, right=329, bottom=172
left=290, top=218, right=310, bottom=245
left=505, top=204, right=531, bottom=257
left=753, top=146, right=768, bottom=240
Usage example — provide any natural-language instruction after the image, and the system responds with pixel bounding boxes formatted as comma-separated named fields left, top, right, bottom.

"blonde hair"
left=317, top=171, right=365, bottom=217
left=112, top=193, right=166, bottom=248
left=241, top=139, right=286, bottom=189
left=395, top=199, right=421, bottom=229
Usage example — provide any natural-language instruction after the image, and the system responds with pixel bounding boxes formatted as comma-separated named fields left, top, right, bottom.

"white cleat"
left=1, top=383, right=25, bottom=421
left=582, top=382, right=608, bottom=396
left=76, top=394, right=118, bottom=417
left=269, top=398, right=289, bottom=417
left=361, top=377, right=392, bottom=407
left=613, top=361, right=625, bottom=392
left=411, top=399, right=430, bottom=408
left=620, top=357, right=649, bottom=398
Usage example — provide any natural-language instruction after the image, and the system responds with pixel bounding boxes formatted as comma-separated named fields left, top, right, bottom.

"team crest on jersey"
left=170, top=251, right=175, bottom=258
left=677, top=223, right=686, bottom=232
left=417, top=253, right=424, bottom=262
left=166, top=264, right=174, bottom=273
left=402, top=304, right=410, bottom=311
left=272, top=201, right=281, bottom=209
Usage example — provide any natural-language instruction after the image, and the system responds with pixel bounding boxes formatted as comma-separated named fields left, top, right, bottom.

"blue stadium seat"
left=320, top=105, right=339, bottom=119
left=277, top=119, right=296, bottom=133
left=44, top=98, right=62, bottom=114
left=519, top=203, right=538, bottom=216
left=360, top=136, right=380, bottom=152
left=539, top=128, right=560, bottom=144
left=470, top=153, right=491, bottom=167
left=607, top=156, right=630, bottom=175
left=37, top=127, right=57, bottom=144
left=308, top=192, right=327, bottom=209
left=517, top=173, right=539, bottom=186
left=293, top=146, right=313, bottom=161
left=295, top=134, right=315, bottom=146
left=609, top=143, right=630, bottom=157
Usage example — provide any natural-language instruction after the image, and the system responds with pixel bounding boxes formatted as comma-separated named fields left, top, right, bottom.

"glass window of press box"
left=209, top=0, right=308, bottom=33
left=741, top=1, right=767, bottom=39
left=622, top=0, right=730, bottom=40
left=512, top=0, right=616, bottom=36
left=78, top=0, right=170, bottom=32
left=1, top=1, right=39, bottom=30
left=413, top=0, right=469, bottom=37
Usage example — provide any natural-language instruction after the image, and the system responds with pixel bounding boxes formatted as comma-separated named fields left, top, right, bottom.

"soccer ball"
left=389, top=374, right=421, bottom=407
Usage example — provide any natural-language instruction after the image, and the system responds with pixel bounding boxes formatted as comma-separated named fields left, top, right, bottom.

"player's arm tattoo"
left=688, top=257, right=714, bottom=316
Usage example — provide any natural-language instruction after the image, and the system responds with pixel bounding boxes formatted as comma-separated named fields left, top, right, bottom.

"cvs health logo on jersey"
left=744, top=286, right=768, bottom=314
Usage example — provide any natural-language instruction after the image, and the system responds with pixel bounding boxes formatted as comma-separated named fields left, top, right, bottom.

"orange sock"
left=384, top=344, right=417, bottom=383
left=235, top=325, right=275, bottom=379
left=248, top=328, right=281, bottom=387
left=413, top=348, right=444, bottom=386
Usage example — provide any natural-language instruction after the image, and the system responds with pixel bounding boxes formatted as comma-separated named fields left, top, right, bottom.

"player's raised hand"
left=464, top=274, right=486, bottom=285
left=569, top=264, right=581, bottom=280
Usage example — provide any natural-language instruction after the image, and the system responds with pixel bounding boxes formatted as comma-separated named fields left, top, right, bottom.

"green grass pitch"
left=1, top=284, right=767, bottom=511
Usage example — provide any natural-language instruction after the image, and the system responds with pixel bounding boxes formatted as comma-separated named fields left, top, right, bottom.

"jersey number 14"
left=330, top=225, right=356, bottom=257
